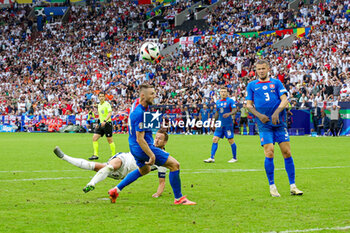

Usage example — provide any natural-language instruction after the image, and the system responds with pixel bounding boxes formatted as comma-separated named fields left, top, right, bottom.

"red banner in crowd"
left=138, top=0, right=151, bottom=4
left=0, top=0, right=14, bottom=4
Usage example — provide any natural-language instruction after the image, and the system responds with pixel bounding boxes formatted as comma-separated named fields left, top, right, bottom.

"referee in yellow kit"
left=89, top=92, right=116, bottom=160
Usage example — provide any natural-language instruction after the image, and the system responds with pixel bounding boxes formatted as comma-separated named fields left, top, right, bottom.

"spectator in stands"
left=87, top=107, right=96, bottom=133
left=328, top=104, right=341, bottom=137
left=0, top=0, right=349, bottom=131
left=311, top=101, right=322, bottom=134
left=15, top=118, right=21, bottom=132
left=317, top=111, right=330, bottom=136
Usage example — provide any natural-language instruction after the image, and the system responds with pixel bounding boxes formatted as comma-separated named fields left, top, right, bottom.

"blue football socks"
left=284, top=157, right=295, bottom=185
left=169, top=170, right=182, bottom=199
left=117, top=169, right=142, bottom=191
left=264, top=157, right=275, bottom=185
left=211, top=143, right=218, bottom=159
left=231, top=143, right=237, bottom=159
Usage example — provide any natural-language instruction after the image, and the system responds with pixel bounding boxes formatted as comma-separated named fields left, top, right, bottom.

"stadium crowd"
left=204, top=0, right=349, bottom=33
left=0, top=0, right=349, bottom=124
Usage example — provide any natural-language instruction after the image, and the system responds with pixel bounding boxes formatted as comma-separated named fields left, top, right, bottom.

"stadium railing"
left=195, top=0, right=223, bottom=20
left=175, top=1, right=201, bottom=26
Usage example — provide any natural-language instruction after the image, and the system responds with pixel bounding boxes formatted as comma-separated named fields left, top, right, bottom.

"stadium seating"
left=0, top=0, right=349, bottom=134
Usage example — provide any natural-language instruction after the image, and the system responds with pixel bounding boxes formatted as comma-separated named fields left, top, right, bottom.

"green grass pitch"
left=0, top=133, right=349, bottom=232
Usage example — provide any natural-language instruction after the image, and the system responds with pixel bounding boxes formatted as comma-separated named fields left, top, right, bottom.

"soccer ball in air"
left=140, top=42, right=160, bottom=62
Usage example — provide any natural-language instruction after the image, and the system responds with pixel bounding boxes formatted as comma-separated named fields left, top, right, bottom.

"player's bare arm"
left=136, top=130, right=156, bottom=165
left=152, top=178, right=165, bottom=198
left=214, top=111, right=219, bottom=121
left=246, top=100, right=270, bottom=123
left=271, top=94, right=289, bottom=125
left=223, top=108, right=237, bottom=118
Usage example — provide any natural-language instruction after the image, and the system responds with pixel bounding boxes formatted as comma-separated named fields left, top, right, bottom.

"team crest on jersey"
left=224, top=103, right=227, bottom=107
left=270, top=84, right=275, bottom=89
left=101, top=110, right=105, bottom=114
left=263, top=86, right=268, bottom=90
left=261, top=137, right=264, bottom=142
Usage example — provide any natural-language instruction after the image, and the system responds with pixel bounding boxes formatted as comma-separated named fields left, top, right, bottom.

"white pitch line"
left=0, top=166, right=349, bottom=182
left=191, top=165, right=350, bottom=171
left=0, top=177, right=86, bottom=182
left=0, top=169, right=89, bottom=173
left=265, top=225, right=350, bottom=233
left=182, top=166, right=350, bottom=174
left=0, top=166, right=349, bottom=175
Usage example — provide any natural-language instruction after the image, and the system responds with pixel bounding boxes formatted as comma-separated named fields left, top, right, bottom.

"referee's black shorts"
left=94, top=122, right=113, bottom=137
left=240, top=117, right=248, bottom=125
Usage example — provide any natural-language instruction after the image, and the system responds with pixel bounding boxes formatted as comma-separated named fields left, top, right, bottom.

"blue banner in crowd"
left=290, top=109, right=311, bottom=134
left=44, top=7, right=68, bottom=16
left=337, top=102, right=350, bottom=136
left=0, top=124, right=16, bottom=132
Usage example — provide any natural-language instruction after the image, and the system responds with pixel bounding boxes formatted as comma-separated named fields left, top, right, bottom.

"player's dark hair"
left=157, top=128, right=168, bottom=142
left=220, top=86, right=228, bottom=91
left=139, top=83, right=153, bottom=92
left=256, top=60, right=270, bottom=67
left=98, top=91, right=105, bottom=96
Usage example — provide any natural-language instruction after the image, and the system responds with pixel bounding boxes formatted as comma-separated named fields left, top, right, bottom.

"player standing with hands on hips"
left=246, top=60, right=303, bottom=197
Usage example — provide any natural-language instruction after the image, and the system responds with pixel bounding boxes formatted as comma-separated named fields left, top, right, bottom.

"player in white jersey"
left=53, top=129, right=168, bottom=198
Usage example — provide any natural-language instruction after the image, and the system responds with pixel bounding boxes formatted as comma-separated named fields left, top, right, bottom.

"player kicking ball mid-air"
left=108, top=83, right=196, bottom=205
left=53, top=129, right=169, bottom=198
left=204, top=87, right=238, bottom=163
left=246, top=60, right=303, bottom=197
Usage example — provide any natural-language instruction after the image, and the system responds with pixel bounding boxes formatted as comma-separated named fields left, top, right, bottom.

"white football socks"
left=61, top=154, right=95, bottom=170
left=87, top=164, right=114, bottom=186
left=290, top=183, right=296, bottom=189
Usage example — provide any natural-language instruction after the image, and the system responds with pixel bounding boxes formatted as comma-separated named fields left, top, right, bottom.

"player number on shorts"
left=264, top=93, right=270, bottom=101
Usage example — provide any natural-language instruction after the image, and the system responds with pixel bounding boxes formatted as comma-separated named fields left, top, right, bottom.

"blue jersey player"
left=199, top=104, right=210, bottom=134
left=204, top=87, right=238, bottom=163
left=108, top=84, right=196, bottom=205
left=246, top=60, right=303, bottom=197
